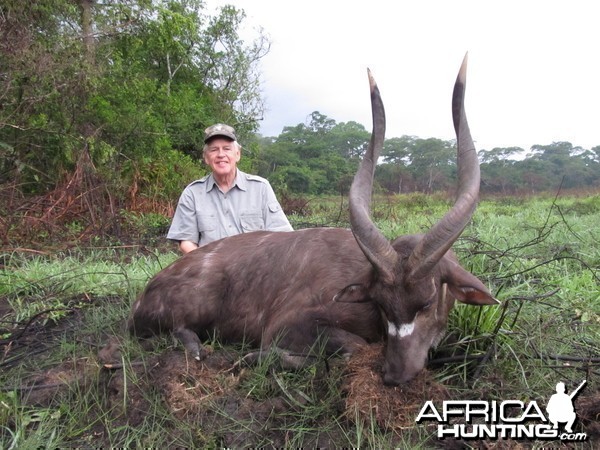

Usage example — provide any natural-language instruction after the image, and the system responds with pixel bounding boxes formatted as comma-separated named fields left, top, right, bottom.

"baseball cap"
left=204, top=123, right=237, bottom=143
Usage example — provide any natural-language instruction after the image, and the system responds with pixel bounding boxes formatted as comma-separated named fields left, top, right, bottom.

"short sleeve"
left=263, top=182, right=293, bottom=232
left=166, top=188, right=200, bottom=243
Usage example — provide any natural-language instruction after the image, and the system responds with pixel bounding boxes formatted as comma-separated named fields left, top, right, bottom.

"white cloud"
left=207, top=0, right=600, bottom=151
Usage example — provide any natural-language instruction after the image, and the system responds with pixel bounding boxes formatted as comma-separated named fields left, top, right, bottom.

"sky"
left=206, top=0, right=600, bottom=152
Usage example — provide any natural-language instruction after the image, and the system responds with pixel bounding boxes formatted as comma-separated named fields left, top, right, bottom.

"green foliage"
left=0, top=390, right=64, bottom=449
left=119, top=211, right=172, bottom=242
left=2, top=0, right=599, bottom=247
left=0, top=249, right=177, bottom=328
left=257, top=112, right=600, bottom=197
left=479, top=142, right=600, bottom=194
left=256, top=114, right=366, bottom=195
left=0, top=0, right=268, bottom=202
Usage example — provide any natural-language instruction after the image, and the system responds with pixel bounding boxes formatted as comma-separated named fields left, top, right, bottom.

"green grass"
left=1, top=194, right=598, bottom=448
left=0, top=248, right=177, bottom=330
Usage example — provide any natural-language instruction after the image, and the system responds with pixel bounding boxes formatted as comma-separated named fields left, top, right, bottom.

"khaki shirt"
left=167, top=170, right=293, bottom=246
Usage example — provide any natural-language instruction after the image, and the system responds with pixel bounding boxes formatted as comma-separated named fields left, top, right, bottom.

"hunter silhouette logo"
left=546, top=380, right=586, bottom=433
left=416, top=379, right=588, bottom=441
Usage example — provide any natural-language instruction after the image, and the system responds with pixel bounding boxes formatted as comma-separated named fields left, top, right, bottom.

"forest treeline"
left=1, top=1, right=599, bottom=243
left=256, top=113, right=600, bottom=196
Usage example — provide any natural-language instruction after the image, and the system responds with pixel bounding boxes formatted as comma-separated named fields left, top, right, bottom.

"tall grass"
left=0, top=248, right=177, bottom=329
left=1, top=194, right=598, bottom=448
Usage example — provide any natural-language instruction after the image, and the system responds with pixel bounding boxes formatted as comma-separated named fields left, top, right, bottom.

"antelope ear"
left=444, top=265, right=499, bottom=306
left=333, top=284, right=371, bottom=303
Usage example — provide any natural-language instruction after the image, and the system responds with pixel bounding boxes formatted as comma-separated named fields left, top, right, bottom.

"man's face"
left=204, top=138, right=240, bottom=178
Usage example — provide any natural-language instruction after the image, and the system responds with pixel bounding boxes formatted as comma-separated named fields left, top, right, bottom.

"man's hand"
left=179, top=240, right=199, bottom=254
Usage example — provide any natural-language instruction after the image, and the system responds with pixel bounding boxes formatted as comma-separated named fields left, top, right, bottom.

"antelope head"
left=342, top=54, right=498, bottom=385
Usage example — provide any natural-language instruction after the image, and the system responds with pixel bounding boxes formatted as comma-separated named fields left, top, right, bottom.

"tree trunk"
left=79, top=0, right=95, bottom=65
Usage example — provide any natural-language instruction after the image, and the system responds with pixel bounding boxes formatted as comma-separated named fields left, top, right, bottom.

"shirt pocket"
left=268, top=202, right=283, bottom=213
left=240, top=210, right=265, bottom=232
left=197, top=214, right=217, bottom=232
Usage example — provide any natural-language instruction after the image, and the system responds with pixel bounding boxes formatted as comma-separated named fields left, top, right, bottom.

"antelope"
left=128, top=54, right=498, bottom=385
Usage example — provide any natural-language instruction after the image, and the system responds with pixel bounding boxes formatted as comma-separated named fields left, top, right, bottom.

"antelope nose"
left=382, top=363, right=416, bottom=386
left=383, top=372, right=407, bottom=386
left=382, top=365, right=404, bottom=386
left=386, top=372, right=421, bottom=386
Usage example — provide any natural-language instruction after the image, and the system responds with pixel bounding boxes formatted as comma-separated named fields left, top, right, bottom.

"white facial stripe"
left=399, top=321, right=415, bottom=337
left=387, top=320, right=415, bottom=338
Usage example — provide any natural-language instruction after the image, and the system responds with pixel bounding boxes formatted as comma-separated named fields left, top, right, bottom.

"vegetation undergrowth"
left=0, top=194, right=598, bottom=448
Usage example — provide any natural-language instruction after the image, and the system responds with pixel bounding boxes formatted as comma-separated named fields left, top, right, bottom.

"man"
left=167, top=123, right=293, bottom=253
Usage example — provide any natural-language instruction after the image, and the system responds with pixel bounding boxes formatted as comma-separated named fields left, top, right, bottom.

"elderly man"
left=167, top=123, right=293, bottom=253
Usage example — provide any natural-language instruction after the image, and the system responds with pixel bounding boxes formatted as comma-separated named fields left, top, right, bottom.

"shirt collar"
left=206, top=169, right=248, bottom=192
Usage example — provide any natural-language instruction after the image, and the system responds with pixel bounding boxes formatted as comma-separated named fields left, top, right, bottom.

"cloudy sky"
left=206, top=0, right=600, bottom=152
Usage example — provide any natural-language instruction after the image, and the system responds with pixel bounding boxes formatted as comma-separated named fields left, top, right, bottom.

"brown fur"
left=128, top=229, right=495, bottom=385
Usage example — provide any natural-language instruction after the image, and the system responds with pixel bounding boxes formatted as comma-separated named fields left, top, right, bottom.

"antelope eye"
left=422, top=299, right=436, bottom=310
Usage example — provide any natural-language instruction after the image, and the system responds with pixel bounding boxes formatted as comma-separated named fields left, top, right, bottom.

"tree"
left=0, top=0, right=269, bottom=190
left=0, top=0, right=271, bottom=243
left=328, top=121, right=369, bottom=159
left=258, top=112, right=367, bottom=194
left=381, top=136, right=455, bottom=193
left=478, top=147, right=523, bottom=194
left=197, top=3, right=269, bottom=127
left=375, top=162, right=413, bottom=194
left=478, top=146, right=524, bottom=164
left=382, top=136, right=413, bottom=165
left=526, top=142, right=595, bottom=190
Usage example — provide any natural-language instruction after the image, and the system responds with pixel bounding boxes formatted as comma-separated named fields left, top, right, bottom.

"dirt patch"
left=96, top=343, right=458, bottom=446
left=578, top=392, right=600, bottom=439
left=342, top=343, right=450, bottom=432
left=7, top=339, right=599, bottom=448
left=341, top=343, right=600, bottom=447
left=12, top=358, right=93, bottom=407
left=101, top=349, right=330, bottom=447
left=145, top=351, right=239, bottom=420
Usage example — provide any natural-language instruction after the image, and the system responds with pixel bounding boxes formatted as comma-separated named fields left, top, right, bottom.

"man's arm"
left=167, top=187, right=201, bottom=251
left=179, top=240, right=199, bottom=254
left=263, top=182, right=293, bottom=231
